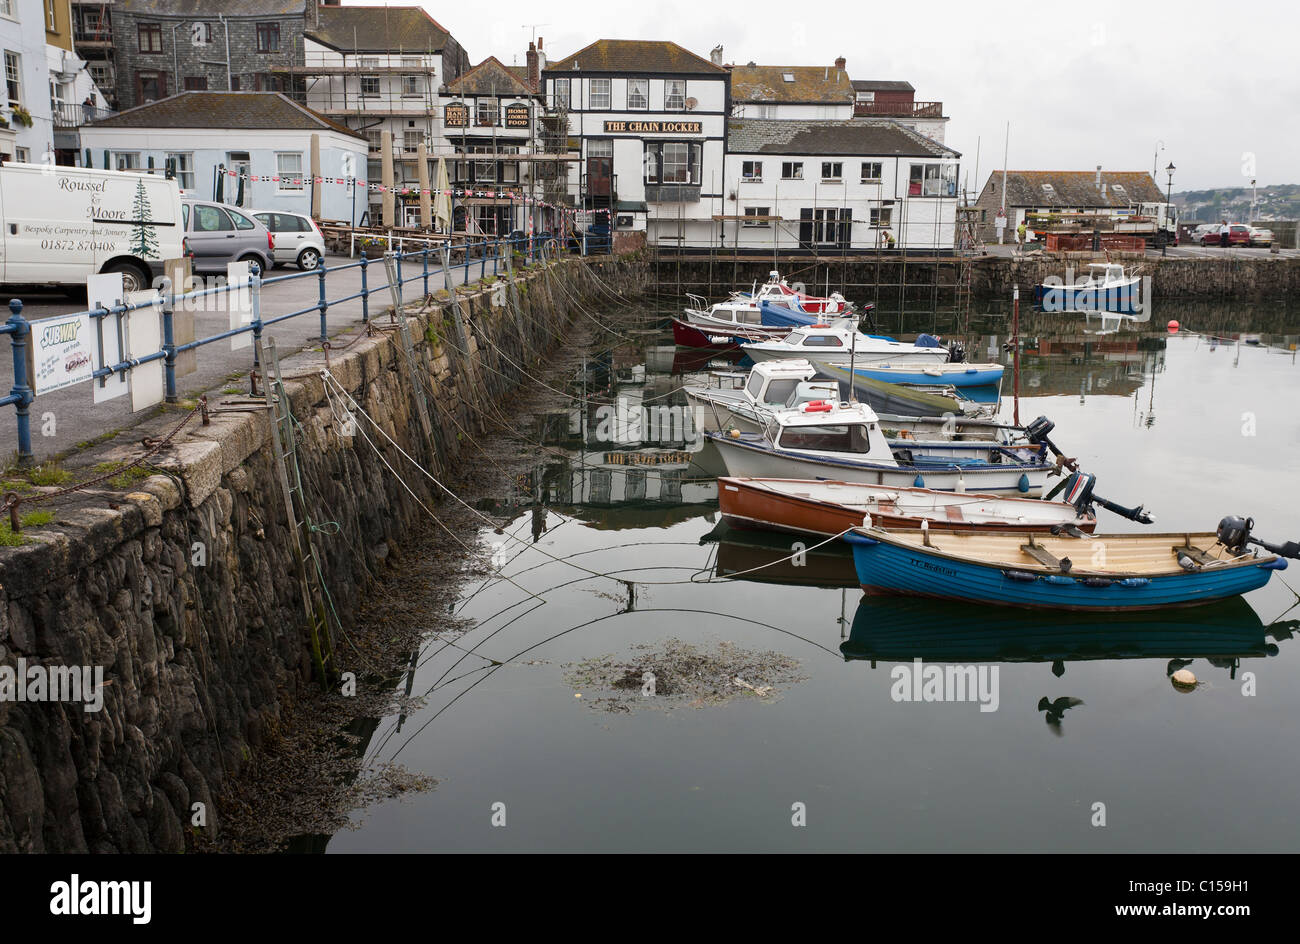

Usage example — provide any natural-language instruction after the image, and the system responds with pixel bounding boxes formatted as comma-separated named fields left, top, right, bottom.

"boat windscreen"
left=764, top=378, right=800, bottom=405
left=779, top=424, right=873, bottom=453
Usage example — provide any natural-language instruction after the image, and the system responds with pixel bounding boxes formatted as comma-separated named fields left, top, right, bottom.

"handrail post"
left=6, top=299, right=33, bottom=465
left=480, top=239, right=487, bottom=280
left=251, top=274, right=264, bottom=373
left=360, top=250, right=369, bottom=322
left=160, top=276, right=177, bottom=403
left=422, top=246, right=430, bottom=297
left=316, top=261, right=328, bottom=341
left=493, top=238, right=499, bottom=276
left=396, top=251, right=403, bottom=299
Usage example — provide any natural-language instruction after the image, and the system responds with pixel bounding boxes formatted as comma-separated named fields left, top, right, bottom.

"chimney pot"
left=834, top=56, right=846, bottom=71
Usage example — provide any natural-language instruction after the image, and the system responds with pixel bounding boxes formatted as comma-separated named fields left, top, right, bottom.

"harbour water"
left=327, top=295, right=1300, bottom=853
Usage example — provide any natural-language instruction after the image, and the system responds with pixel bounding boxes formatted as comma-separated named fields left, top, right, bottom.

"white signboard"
left=87, top=272, right=130, bottom=404
left=31, top=312, right=96, bottom=395
left=227, top=260, right=253, bottom=350
left=125, top=290, right=165, bottom=413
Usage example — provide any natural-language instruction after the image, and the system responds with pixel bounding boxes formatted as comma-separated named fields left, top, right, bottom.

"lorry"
left=1027, top=201, right=1179, bottom=248
left=0, top=162, right=184, bottom=294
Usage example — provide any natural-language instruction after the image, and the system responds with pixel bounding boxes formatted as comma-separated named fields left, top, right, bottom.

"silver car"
left=252, top=210, right=326, bottom=270
left=181, top=199, right=274, bottom=277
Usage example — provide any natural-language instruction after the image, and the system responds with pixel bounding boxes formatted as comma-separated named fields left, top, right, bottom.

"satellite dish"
left=685, top=97, right=698, bottom=110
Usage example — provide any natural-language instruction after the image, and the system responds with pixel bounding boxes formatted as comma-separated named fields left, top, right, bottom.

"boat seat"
left=1020, top=538, right=1071, bottom=572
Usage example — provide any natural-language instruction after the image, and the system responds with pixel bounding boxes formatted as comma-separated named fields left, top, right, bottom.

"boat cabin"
left=741, top=359, right=818, bottom=406
left=1084, top=263, right=1128, bottom=286
left=764, top=401, right=898, bottom=464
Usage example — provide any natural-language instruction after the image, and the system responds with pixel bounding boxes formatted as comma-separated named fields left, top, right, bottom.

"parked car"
left=1189, top=223, right=1218, bottom=244
left=1248, top=226, right=1275, bottom=248
left=0, top=162, right=183, bottom=293
left=181, top=198, right=274, bottom=277
left=252, top=210, right=325, bottom=270
left=1198, top=223, right=1251, bottom=247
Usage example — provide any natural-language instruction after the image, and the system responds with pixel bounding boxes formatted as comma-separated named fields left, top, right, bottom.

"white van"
left=0, top=162, right=184, bottom=293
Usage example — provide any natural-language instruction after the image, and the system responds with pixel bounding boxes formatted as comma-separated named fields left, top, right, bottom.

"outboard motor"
left=947, top=341, right=966, bottom=364
left=1217, top=516, right=1300, bottom=559
left=1058, top=471, right=1154, bottom=525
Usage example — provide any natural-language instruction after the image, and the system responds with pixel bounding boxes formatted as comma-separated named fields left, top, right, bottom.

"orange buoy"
left=1167, top=320, right=1180, bottom=332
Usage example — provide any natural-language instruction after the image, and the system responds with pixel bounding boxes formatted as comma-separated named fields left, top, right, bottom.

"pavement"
left=0, top=252, right=497, bottom=464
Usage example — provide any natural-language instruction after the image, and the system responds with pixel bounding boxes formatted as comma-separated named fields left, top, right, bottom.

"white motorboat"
left=742, top=325, right=951, bottom=367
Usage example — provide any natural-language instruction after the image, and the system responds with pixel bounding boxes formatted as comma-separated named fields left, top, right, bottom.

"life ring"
left=801, top=400, right=833, bottom=413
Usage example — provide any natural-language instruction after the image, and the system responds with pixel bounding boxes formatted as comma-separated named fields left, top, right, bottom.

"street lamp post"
left=1250, top=178, right=1257, bottom=224
left=1163, top=161, right=1175, bottom=257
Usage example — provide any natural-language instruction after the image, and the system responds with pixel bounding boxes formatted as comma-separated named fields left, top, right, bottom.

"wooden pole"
left=1012, top=283, right=1021, bottom=425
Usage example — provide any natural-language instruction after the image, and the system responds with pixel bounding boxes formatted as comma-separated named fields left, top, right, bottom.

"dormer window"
left=782, top=72, right=795, bottom=82
left=1040, top=183, right=1056, bottom=196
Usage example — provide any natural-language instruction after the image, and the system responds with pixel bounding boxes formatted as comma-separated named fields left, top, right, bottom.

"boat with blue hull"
left=844, top=525, right=1289, bottom=611
left=816, top=359, right=1004, bottom=389
left=1033, top=263, right=1144, bottom=315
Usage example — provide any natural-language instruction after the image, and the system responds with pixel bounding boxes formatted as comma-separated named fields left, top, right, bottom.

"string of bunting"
left=217, top=168, right=610, bottom=217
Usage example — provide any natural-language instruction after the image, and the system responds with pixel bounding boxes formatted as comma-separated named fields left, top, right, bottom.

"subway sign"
left=603, top=120, right=702, bottom=134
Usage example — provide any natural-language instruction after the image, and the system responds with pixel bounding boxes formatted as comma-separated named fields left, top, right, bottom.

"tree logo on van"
left=130, top=179, right=159, bottom=259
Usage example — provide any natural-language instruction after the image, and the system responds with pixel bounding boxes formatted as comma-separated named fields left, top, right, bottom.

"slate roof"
left=88, top=92, right=366, bottom=139
left=447, top=58, right=537, bottom=97
left=306, top=5, right=451, bottom=53
left=730, top=65, right=853, bottom=104
left=984, top=171, right=1164, bottom=207
left=727, top=119, right=958, bottom=158
left=545, top=40, right=727, bottom=74
left=851, top=80, right=915, bottom=92
left=119, top=0, right=304, bottom=15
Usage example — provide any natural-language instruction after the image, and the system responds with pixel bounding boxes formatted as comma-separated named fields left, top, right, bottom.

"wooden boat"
left=1034, top=263, right=1143, bottom=314
left=844, top=525, right=1288, bottom=611
left=840, top=595, right=1288, bottom=664
left=717, top=477, right=1096, bottom=538
left=707, top=400, right=1052, bottom=496
left=671, top=316, right=777, bottom=349
left=743, top=324, right=951, bottom=367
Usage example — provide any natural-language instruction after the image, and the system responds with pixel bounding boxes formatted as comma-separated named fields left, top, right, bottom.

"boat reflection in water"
left=842, top=595, right=1292, bottom=678
left=700, top=521, right=859, bottom=588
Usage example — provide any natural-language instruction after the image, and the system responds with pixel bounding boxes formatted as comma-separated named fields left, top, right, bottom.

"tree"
left=130, top=179, right=159, bottom=258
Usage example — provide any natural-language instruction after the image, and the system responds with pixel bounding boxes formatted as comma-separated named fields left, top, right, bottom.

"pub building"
left=542, top=39, right=729, bottom=246
left=439, top=56, right=542, bottom=235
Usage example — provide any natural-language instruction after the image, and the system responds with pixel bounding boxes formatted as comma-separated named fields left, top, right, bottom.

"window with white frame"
left=869, top=206, right=893, bottom=227
left=644, top=141, right=700, bottom=184
left=4, top=51, right=20, bottom=106
left=402, top=74, right=420, bottom=97
left=166, top=152, right=195, bottom=189
left=743, top=206, right=771, bottom=227
left=741, top=160, right=762, bottom=181
left=0, top=1, right=14, bottom=19
left=587, top=139, right=613, bottom=158
left=664, top=79, right=685, bottom=110
left=360, top=74, right=379, bottom=97
left=861, top=161, right=882, bottom=182
left=112, top=151, right=140, bottom=170
left=14, top=146, right=29, bottom=162
left=909, top=162, right=956, bottom=196
left=589, top=78, right=610, bottom=109
left=821, top=161, right=843, bottom=181
left=276, top=152, right=304, bottom=191
left=476, top=97, right=497, bottom=126
left=856, top=90, right=875, bottom=102
left=553, top=77, right=569, bottom=108
left=628, top=77, right=648, bottom=110
left=403, top=129, right=422, bottom=153
left=781, top=161, right=803, bottom=180
left=366, top=129, right=382, bottom=152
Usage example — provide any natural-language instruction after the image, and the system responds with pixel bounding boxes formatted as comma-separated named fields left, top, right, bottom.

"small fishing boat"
left=759, top=297, right=870, bottom=330
left=718, top=477, right=1097, bottom=538
left=1034, top=263, right=1144, bottom=314
left=813, top=361, right=987, bottom=417
left=743, top=324, right=951, bottom=367
left=671, top=316, right=773, bottom=349
left=681, top=271, right=854, bottom=338
left=843, top=517, right=1296, bottom=611
left=823, top=360, right=1004, bottom=389
left=707, top=399, right=1052, bottom=495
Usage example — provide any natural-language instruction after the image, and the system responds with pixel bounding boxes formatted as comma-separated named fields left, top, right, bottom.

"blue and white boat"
left=844, top=523, right=1288, bottom=611
left=815, top=359, right=1003, bottom=389
left=1033, top=263, right=1144, bottom=315
left=707, top=399, right=1052, bottom=495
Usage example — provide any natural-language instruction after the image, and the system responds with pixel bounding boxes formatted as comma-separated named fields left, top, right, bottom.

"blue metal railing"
left=3, top=234, right=563, bottom=463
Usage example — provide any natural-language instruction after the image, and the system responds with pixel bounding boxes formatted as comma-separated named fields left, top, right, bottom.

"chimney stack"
left=710, top=45, right=724, bottom=65
left=834, top=56, right=846, bottom=71
left=1096, top=164, right=1102, bottom=187
left=526, top=41, right=539, bottom=92
left=537, top=35, right=546, bottom=71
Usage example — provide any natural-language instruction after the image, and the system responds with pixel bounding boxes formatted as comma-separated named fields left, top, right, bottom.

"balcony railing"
left=51, top=102, right=116, bottom=128
left=853, top=100, right=944, bottom=119
left=73, top=25, right=112, bottom=44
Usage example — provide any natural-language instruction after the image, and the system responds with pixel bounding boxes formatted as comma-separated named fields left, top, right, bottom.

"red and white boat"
left=679, top=270, right=855, bottom=345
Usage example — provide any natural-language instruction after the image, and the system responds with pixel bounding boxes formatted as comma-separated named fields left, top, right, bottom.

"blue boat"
left=825, top=360, right=1004, bottom=389
left=843, top=526, right=1286, bottom=611
left=1033, top=263, right=1144, bottom=315
left=758, top=298, right=859, bottom=330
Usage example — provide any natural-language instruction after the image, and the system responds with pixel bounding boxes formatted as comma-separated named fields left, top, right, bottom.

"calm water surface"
left=329, top=294, right=1300, bottom=853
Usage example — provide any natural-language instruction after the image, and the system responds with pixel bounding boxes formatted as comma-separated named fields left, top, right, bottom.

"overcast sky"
left=352, top=0, right=1293, bottom=193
